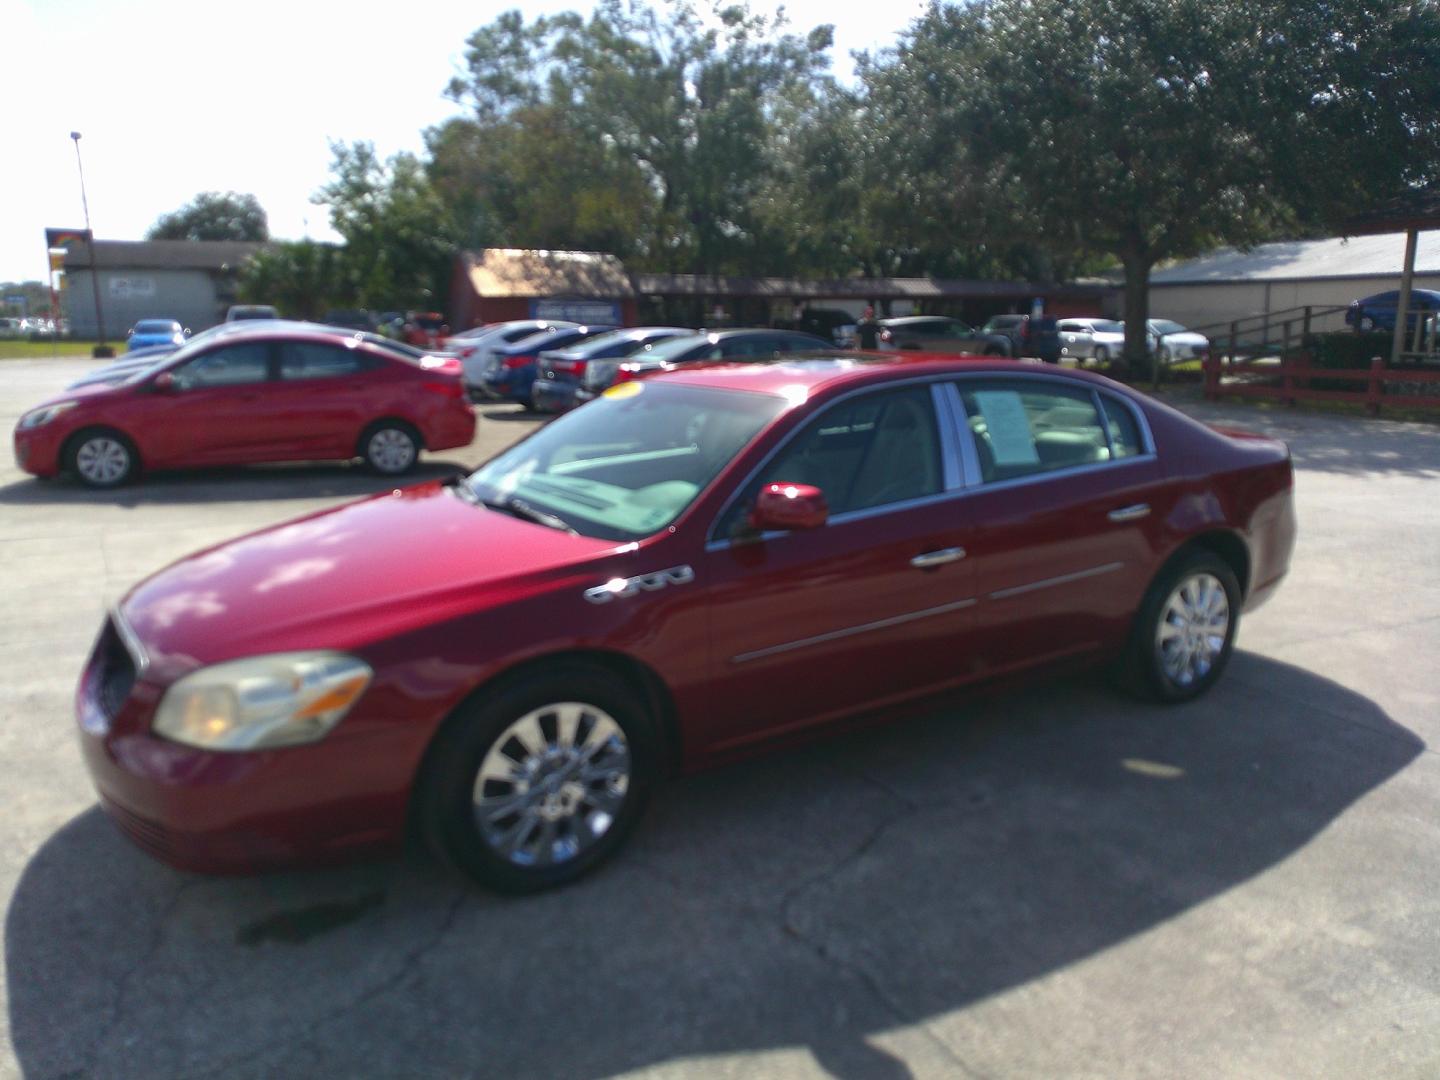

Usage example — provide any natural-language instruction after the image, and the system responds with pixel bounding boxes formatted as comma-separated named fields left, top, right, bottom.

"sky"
left=0, top=0, right=929, bottom=286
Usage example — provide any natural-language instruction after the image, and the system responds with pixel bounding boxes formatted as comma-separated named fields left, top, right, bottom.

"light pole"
left=70, top=131, right=111, bottom=357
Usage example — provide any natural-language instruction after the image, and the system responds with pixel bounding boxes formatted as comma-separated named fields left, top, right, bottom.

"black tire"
left=1119, top=550, right=1241, bottom=702
left=359, top=420, right=420, bottom=475
left=984, top=346, right=1005, bottom=357
left=414, top=664, right=658, bottom=893
left=65, top=427, right=138, bottom=488
left=1093, top=345, right=1110, bottom=364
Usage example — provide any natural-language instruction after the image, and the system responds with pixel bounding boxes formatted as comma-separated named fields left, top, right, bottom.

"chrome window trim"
left=987, top=561, right=1125, bottom=600
left=731, top=597, right=978, bottom=664
left=929, top=382, right=964, bottom=492
left=944, top=372, right=1158, bottom=489
left=705, top=371, right=1161, bottom=552
left=705, top=374, right=956, bottom=545
left=1090, top=388, right=1118, bottom=461
left=940, top=382, right=984, bottom=487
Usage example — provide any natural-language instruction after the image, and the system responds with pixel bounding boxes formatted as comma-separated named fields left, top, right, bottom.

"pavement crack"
left=82, top=877, right=202, bottom=1076
left=776, top=783, right=986, bottom=1079
left=188, top=886, right=470, bottom=1079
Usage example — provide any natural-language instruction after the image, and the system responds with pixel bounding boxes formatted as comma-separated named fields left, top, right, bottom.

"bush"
left=1304, top=332, right=1390, bottom=371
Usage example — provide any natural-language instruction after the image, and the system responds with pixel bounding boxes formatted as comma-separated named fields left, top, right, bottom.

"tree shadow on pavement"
left=6, top=654, right=1422, bottom=1079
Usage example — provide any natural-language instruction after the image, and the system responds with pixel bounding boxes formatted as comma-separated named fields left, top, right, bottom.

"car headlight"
left=153, top=652, right=372, bottom=751
left=18, top=401, right=78, bottom=429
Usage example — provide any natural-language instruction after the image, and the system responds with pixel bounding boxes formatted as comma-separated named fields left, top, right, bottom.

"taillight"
left=503, top=354, right=535, bottom=369
left=550, top=360, right=581, bottom=374
left=421, top=378, right=465, bottom=398
left=614, top=365, right=639, bottom=384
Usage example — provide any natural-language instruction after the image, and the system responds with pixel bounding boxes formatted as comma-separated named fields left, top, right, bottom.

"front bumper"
left=12, top=423, right=64, bottom=477
left=76, top=616, right=415, bottom=874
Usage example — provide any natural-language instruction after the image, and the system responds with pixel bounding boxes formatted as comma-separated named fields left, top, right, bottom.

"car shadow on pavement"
left=0, top=460, right=468, bottom=507
left=6, top=653, right=1422, bottom=1079
left=479, top=406, right=550, bottom=423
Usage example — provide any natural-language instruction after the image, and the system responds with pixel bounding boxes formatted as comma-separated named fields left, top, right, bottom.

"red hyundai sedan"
left=14, top=325, right=475, bottom=486
left=75, top=357, right=1294, bottom=891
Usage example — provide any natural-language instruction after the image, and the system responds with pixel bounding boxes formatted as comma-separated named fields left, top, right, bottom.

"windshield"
left=1150, top=320, right=1185, bottom=335
left=466, top=381, right=786, bottom=540
left=1094, top=320, right=1124, bottom=333
left=636, top=333, right=715, bottom=362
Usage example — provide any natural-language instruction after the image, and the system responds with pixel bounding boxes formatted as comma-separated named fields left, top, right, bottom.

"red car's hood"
left=120, top=480, right=618, bottom=671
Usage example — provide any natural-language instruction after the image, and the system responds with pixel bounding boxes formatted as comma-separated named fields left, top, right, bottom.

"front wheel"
left=416, top=665, right=658, bottom=893
left=67, top=429, right=137, bottom=488
left=1121, top=551, right=1240, bottom=702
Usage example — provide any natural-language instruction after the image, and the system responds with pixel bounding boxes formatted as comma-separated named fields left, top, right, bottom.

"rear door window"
left=952, top=379, right=1114, bottom=482
left=175, top=343, right=271, bottom=389
left=279, top=342, right=368, bottom=380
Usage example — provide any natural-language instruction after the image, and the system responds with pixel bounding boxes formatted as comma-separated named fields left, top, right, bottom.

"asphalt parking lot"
left=2, top=355, right=1438, bottom=1079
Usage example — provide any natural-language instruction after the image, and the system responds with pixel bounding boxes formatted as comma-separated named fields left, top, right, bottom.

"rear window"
left=135, top=320, right=178, bottom=333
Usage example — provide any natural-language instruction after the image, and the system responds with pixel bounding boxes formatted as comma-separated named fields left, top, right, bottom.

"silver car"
left=1057, top=317, right=1126, bottom=362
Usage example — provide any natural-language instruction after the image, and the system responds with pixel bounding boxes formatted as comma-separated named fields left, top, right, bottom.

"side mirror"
left=153, top=372, right=177, bottom=392
left=750, top=482, right=828, bottom=532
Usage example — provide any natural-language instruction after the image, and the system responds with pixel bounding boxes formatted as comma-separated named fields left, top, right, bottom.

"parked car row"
left=0, top=316, right=60, bottom=340
left=1056, top=318, right=1210, bottom=364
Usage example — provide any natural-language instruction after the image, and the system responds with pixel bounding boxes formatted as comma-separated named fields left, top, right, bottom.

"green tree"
left=445, top=0, right=836, bottom=276
left=146, top=192, right=269, bottom=242
left=314, top=142, right=454, bottom=310
left=871, top=0, right=1440, bottom=370
left=236, top=241, right=343, bottom=319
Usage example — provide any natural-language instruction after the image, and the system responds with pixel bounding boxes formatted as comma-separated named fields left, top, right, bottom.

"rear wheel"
left=416, top=665, right=657, bottom=893
left=1120, top=551, right=1240, bottom=702
left=360, top=421, right=419, bottom=475
left=66, top=429, right=137, bottom=488
left=1093, top=345, right=1110, bottom=364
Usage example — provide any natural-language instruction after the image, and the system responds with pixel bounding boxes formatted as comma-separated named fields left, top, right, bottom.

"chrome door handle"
left=1108, top=504, right=1151, bottom=523
left=911, top=547, right=966, bottom=569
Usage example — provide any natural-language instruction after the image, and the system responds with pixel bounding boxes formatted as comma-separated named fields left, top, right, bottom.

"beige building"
left=1148, top=232, right=1440, bottom=337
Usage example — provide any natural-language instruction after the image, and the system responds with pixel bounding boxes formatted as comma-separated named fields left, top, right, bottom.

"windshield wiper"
left=474, top=492, right=576, bottom=534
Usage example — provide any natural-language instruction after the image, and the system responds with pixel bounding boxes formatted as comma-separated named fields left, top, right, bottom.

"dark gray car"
left=880, top=316, right=1012, bottom=356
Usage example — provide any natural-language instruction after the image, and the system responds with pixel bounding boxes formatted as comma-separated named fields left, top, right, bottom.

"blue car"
left=531, top=327, right=694, bottom=413
left=1346, top=289, right=1440, bottom=333
left=126, top=319, right=187, bottom=352
left=479, top=325, right=616, bottom=406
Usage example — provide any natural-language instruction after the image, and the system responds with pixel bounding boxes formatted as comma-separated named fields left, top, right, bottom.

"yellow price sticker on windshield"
left=604, top=381, right=643, bottom=400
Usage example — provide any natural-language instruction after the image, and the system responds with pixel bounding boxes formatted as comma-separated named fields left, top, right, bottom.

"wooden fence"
left=1203, top=353, right=1440, bottom=415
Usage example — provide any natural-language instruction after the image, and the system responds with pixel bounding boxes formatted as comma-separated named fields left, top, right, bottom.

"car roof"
left=655, top=354, right=1127, bottom=399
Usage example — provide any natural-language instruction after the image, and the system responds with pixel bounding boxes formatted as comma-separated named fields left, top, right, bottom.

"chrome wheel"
left=1155, top=572, right=1231, bottom=689
left=75, top=436, right=131, bottom=486
left=471, top=702, right=631, bottom=868
left=366, top=426, right=416, bottom=473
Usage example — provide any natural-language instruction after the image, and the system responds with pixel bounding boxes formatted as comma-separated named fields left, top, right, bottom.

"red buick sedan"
left=14, top=325, right=475, bottom=486
left=76, top=357, right=1294, bottom=891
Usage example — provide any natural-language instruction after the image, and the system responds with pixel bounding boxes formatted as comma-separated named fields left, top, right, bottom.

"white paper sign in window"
left=971, top=391, right=1039, bottom=466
